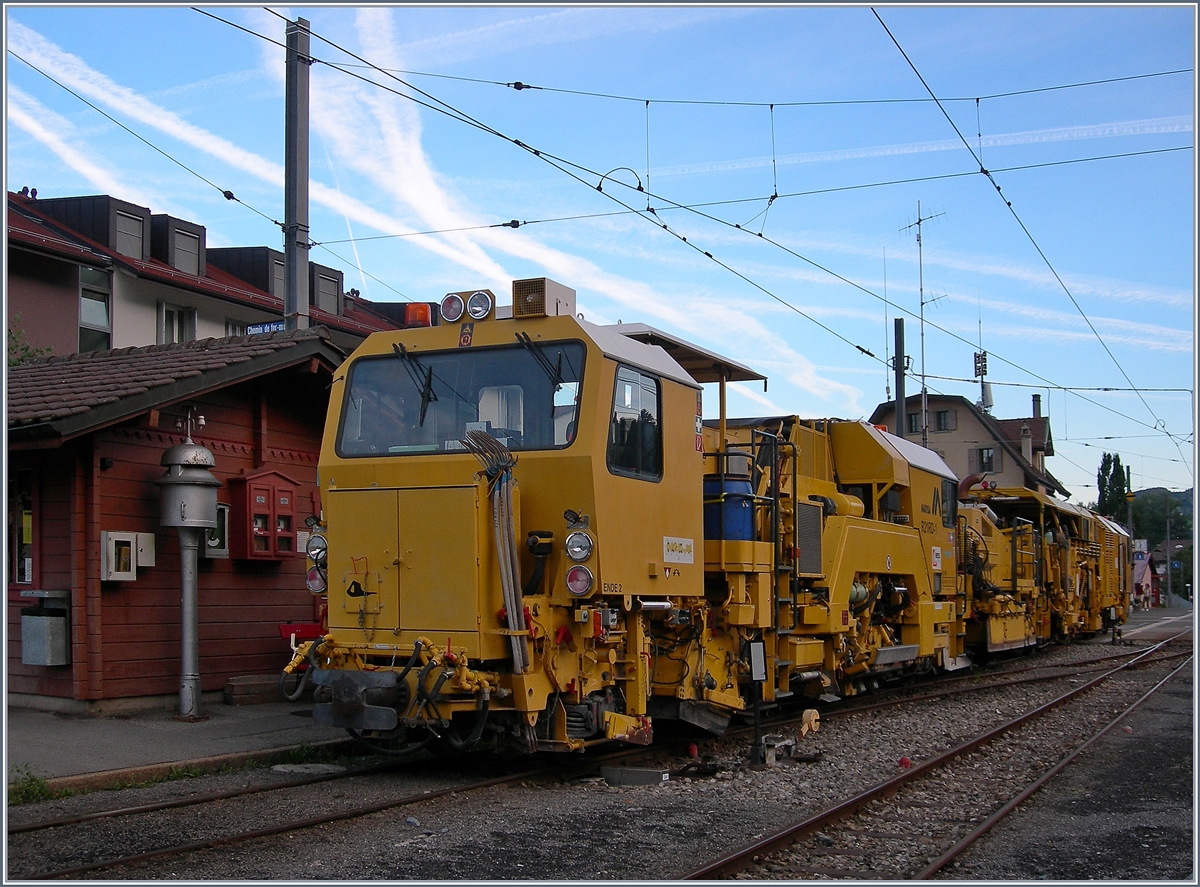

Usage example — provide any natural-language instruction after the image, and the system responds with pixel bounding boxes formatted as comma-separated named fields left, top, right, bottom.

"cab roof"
left=605, top=323, right=766, bottom=385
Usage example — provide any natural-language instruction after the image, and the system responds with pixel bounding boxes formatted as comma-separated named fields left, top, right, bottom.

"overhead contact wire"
left=200, top=10, right=1191, bottom=450
left=871, top=7, right=1189, bottom=477
left=8, top=48, right=280, bottom=230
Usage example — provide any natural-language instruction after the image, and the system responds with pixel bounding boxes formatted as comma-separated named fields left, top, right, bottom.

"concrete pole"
left=178, top=526, right=202, bottom=718
left=284, top=17, right=311, bottom=331
left=894, top=318, right=906, bottom=438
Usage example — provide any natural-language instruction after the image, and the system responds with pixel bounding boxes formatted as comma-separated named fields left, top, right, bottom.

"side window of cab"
left=607, top=365, right=662, bottom=481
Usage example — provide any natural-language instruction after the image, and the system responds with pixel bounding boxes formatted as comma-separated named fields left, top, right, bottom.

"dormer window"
left=174, top=230, right=200, bottom=275
left=314, top=272, right=338, bottom=313
left=115, top=210, right=143, bottom=258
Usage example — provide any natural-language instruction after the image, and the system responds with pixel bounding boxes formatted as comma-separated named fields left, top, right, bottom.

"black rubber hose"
left=279, top=667, right=309, bottom=701
left=441, top=696, right=490, bottom=752
left=522, top=554, right=547, bottom=596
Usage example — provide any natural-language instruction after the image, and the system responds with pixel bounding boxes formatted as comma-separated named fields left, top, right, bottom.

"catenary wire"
left=199, top=11, right=1192, bottom=453
left=309, top=146, right=1191, bottom=248
left=1060, top=439, right=1192, bottom=464
left=8, top=48, right=281, bottom=231
left=246, top=9, right=883, bottom=359
left=311, top=243, right=412, bottom=302
left=871, top=7, right=1190, bottom=480
left=334, top=63, right=1193, bottom=108
left=921, top=374, right=1193, bottom=394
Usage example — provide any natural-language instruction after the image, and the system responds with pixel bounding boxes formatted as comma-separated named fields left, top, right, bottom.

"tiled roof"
left=867, top=393, right=1069, bottom=498
left=995, top=416, right=1052, bottom=453
left=8, top=328, right=344, bottom=445
left=7, top=193, right=399, bottom=338
left=7, top=201, right=112, bottom=265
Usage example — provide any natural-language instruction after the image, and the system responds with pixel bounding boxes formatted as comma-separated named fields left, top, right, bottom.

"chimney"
left=1021, top=422, right=1033, bottom=463
left=1032, top=394, right=1042, bottom=417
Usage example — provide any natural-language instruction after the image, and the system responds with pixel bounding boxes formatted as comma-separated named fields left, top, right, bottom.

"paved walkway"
left=6, top=699, right=345, bottom=788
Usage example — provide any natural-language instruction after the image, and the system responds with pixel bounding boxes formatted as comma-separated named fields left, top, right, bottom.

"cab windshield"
left=337, top=340, right=585, bottom=456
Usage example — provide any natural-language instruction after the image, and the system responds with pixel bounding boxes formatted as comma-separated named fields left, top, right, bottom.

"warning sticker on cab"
left=663, top=536, right=695, bottom=564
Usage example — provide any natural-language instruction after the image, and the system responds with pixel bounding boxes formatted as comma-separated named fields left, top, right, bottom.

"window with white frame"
left=79, top=266, right=111, bottom=352
left=158, top=301, right=197, bottom=345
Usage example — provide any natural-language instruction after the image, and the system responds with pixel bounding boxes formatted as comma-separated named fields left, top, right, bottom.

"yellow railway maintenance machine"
left=300, top=278, right=982, bottom=754
left=957, top=484, right=1131, bottom=651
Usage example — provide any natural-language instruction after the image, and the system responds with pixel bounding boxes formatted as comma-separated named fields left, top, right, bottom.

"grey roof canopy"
left=605, top=322, right=767, bottom=385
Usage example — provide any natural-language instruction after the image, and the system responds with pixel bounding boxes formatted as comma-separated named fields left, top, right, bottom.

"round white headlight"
left=440, top=293, right=465, bottom=323
left=466, top=290, right=493, bottom=320
left=565, top=531, right=593, bottom=562
left=566, top=565, right=594, bottom=596
left=306, top=533, right=328, bottom=563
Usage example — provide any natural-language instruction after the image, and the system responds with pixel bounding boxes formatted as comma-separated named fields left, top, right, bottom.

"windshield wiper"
left=516, top=332, right=569, bottom=418
left=392, top=343, right=438, bottom=426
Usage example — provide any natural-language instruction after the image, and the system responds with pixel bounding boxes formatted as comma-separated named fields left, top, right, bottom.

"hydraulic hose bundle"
left=461, top=430, right=531, bottom=674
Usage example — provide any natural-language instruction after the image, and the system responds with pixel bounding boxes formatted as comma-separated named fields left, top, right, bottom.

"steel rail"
left=17, top=637, right=1181, bottom=839
left=21, top=742, right=650, bottom=880
left=679, top=632, right=1188, bottom=879
left=825, top=647, right=1192, bottom=719
left=7, top=760, right=396, bottom=835
left=915, top=653, right=1194, bottom=878
left=26, top=767, right=546, bottom=880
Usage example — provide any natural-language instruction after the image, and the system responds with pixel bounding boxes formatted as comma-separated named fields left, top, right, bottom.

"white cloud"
left=6, top=19, right=523, bottom=285
left=7, top=16, right=861, bottom=410
left=391, top=7, right=748, bottom=68
left=7, top=86, right=160, bottom=209
left=654, top=116, right=1194, bottom=178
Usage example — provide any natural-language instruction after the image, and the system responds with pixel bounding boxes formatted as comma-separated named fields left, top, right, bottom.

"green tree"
left=7, top=313, right=51, bottom=366
left=1095, top=452, right=1128, bottom=519
left=1131, top=488, right=1192, bottom=549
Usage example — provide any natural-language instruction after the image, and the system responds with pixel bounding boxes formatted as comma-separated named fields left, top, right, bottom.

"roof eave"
left=7, top=336, right=344, bottom=449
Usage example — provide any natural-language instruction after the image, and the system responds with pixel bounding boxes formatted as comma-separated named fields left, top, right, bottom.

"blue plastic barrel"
left=703, top=475, right=754, bottom=540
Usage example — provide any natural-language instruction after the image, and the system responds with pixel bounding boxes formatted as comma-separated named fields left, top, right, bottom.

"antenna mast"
left=883, top=247, right=891, bottom=401
left=974, top=294, right=990, bottom=411
left=901, top=200, right=944, bottom=448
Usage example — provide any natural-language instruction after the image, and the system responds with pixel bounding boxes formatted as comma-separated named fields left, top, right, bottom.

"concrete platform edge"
left=27, top=737, right=355, bottom=795
left=9, top=690, right=226, bottom=717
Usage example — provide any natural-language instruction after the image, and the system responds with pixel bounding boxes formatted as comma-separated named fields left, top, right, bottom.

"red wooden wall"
left=7, top=362, right=331, bottom=701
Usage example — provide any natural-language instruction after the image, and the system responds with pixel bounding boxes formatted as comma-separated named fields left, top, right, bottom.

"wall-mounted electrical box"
left=203, top=503, right=231, bottom=559
left=20, top=589, right=70, bottom=666
left=101, top=531, right=156, bottom=581
left=229, top=471, right=300, bottom=560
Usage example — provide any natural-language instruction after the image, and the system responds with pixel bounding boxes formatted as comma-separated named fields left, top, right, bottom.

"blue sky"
left=5, top=5, right=1196, bottom=497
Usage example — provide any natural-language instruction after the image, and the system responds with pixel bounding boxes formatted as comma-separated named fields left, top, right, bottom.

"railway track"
left=681, top=633, right=1192, bottom=879
left=8, top=633, right=1186, bottom=880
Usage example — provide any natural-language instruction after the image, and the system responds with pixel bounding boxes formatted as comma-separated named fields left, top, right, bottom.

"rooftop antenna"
left=974, top=293, right=991, bottom=412
left=900, top=200, right=944, bottom=448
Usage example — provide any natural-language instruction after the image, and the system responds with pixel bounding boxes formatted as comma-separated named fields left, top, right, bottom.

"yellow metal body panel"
left=396, top=486, right=481, bottom=636
left=828, top=421, right=910, bottom=489
left=326, top=489, right=400, bottom=638
left=306, top=298, right=1124, bottom=750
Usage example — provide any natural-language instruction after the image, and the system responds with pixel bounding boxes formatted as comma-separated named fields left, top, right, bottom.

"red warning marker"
left=899, top=756, right=912, bottom=768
